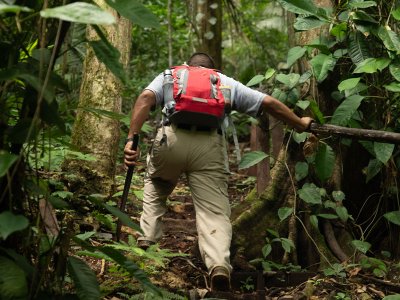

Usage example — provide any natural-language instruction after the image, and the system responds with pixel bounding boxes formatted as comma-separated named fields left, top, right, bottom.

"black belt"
left=168, top=123, right=222, bottom=134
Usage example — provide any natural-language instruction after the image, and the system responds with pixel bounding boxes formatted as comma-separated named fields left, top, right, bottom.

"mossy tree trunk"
left=231, top=0, right=355, bottom=270
left=64, top=1, right=132, bottom=196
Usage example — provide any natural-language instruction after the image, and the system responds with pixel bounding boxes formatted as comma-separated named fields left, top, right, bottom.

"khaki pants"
left=139, top=125, right=232, bottom=273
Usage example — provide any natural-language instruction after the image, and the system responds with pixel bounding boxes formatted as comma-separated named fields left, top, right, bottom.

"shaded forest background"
left=1, top=0, right=400, bottom=299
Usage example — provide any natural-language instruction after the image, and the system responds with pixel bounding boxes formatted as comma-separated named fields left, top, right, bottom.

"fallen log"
left=309, top=123, right=400, bottom=144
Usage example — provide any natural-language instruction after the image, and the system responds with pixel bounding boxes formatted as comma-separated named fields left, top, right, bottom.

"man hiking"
left=124, top=52, right=313, bottom=291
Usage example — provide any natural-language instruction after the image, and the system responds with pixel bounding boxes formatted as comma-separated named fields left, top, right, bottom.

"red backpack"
left=162, top=65, right=229, bottom=128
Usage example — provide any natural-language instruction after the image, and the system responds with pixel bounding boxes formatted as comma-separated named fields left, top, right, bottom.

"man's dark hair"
left=187, top=52, right=215, bottom=69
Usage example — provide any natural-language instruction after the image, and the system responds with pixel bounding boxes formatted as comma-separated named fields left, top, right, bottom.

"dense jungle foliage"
left=1, top=0, right=400, bottom=299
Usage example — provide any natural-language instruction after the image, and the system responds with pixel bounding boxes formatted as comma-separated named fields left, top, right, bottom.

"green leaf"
left=336, top=206, right=349, bottom=222
left=294, top=16, right=327, bottom=31
left=298, top=183, right=321, bottom=205
left=331, top=23, right=347, bottom=42
left=278, top=207, right=293, bottom=221
left=390, top=63, right=400, bottom=81
left=330, top=95, right=364, bottom=126
left=75, top=231, right=96, bottom=241
left=0, top=211, right=29, bottom=240
left=345, top=82, right=368, bottom=97
left=299, top=70, right=312, bottom=83
left=105, top=0, right=159, bottom=28
left=333, top=48, right=348, bottom=58
left=377, top=26, right=400, bottom=53
left=276, top=73, right=300, bottom=89
left=338, top=77, right=361, bottom=92
left=238, top=151, right=269, bottom=169
left=374, top=142, right=394, bottom=164
left=366, top=158, right=382, bottom=182
left=292, top=132, right=309, bottom=144
left=0, top=256, right=28, bottom=299
left=295, top=161, right=309, bottom=181
left=0, top=4, right=33, bottom=14
left=271, top=88, right=288, bottom=103
left=349, top=1, right=377, bottom=8
left=262, top=244, right=272, bottom=258
left=89, top=37, right=127, bottom=84
left=277, top=0, right=328, bottom=20
left=81, top=107, right=127, bottom=121
left=332, top=190, right=345, bottom=202
left=317, top=214, right=338, bottom=219
left=351, top=10, right=378, bottom=23
left=98, top=246, right=161, bottom=296
left=267, top=229, right=279, bottom=238
left=309, top=100, right=325, bottom=124
left=384, top=211, right=400, bottom=226
left=351, top=240, right=371, bottom=254
left=287, top=46, right=307, bottom=67
left=0, top=152, right=18, bottom=177
left=392, top=7, right=400, bottom=21
left=264, top=68, right=276, bottom=80
left=40, top=2, right=115, bottom=25
left=348, top=32, right=370, bottom=64
left=354, top=58, right=391, bottom=74
left=384, top=82, right=400, bottom=92
left=281, top=238, right=295, bottom=253
left=246, top=75, right=265, bottom=87
left=68, top=256, right=101, bottom=300
left=315, top=143, right=335, bottom=182
left=310, top=54, right=336, bottom=82
left=296, top=100, right=310, bottom=110
left=103, top=203, right=142, bottom=233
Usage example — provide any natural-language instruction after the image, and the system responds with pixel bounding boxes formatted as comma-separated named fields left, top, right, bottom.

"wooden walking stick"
left=116, top=134, right=139, bottom=242
left=309, top=123, right=400, bottom=144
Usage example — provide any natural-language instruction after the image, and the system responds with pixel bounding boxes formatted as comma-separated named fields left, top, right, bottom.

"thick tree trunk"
left=231, top=0, right=354, bottom=269
left=64, top=2, right=132, bottom=195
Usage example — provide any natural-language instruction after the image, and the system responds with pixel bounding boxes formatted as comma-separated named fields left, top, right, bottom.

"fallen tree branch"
left=309, top=123, right=400, bottom=144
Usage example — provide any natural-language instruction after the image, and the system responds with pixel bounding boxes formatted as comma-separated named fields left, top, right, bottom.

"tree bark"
left=191, top=0, right=222, bottom=69
left=231, top=0, right=354, bottom=269
left=63, top=1, right=132, bottom=195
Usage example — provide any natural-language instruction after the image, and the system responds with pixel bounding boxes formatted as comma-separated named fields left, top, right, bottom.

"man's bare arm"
left=262, top=95, right=312, bottom=132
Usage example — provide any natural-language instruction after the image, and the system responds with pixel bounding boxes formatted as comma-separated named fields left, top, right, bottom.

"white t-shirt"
left=145, top=69, right=266, bottom=117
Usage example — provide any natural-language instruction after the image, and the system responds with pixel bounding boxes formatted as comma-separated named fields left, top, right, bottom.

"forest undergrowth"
left=72, top=142, right=400, bottom=300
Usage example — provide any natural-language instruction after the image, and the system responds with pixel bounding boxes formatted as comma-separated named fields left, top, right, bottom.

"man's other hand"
left=124, top=141, right=140, bottom=167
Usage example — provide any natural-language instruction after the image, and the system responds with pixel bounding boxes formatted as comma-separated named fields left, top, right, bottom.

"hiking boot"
left=210, top=266, right=230, bottom=291
left=137, top=239, right=155, bottom=250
